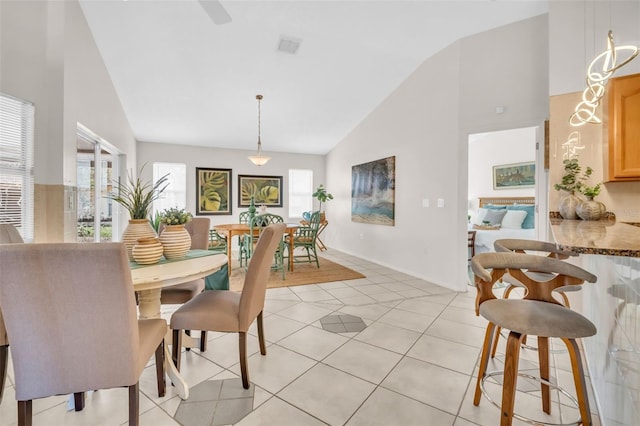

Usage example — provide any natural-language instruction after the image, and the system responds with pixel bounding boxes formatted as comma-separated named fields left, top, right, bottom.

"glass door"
left=76, top=125, right=119, bottom=242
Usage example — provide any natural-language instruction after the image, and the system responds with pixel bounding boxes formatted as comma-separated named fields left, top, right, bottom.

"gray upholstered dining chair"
left=0, top=224, right=24, bottom=404
left=171, top=223, right=286, bottom=389
left=471, top=252, right=597, bottom=426
left=159, top=217, right=210, bottom=351
left=0, top=242, right=167, bottom=426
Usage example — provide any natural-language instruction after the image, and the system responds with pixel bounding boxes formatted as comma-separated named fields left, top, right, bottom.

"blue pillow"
left=484, top=204, right=507, bottom=210
left=507, top=204, right=535, bottom=229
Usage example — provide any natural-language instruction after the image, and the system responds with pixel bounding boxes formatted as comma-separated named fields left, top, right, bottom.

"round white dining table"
left=130, top=250, right=228, bottom=399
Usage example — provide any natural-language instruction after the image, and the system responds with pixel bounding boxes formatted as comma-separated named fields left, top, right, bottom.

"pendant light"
left=570, top=31, right=638, bottom=127
left=248, top=94, right=271, bottom=166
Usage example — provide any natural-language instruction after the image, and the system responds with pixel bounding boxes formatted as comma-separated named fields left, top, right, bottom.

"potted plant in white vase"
left=554, top=158, right=586, bottom=220
left=312, top=184, right=333, bottom=222
left=107, top=164, right=169, bottom=260
left=576, top=182, right=606, bottom=221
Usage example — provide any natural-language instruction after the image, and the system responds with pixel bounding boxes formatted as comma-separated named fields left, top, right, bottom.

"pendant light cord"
left=256, top=94, right=263, bottom=153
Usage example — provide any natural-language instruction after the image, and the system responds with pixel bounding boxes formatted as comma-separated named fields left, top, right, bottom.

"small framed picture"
left=238, top=175, right=283, bottom=207
left=492, top=162, right=535, bottom=190
left=196, top=167, right=232, bottom=215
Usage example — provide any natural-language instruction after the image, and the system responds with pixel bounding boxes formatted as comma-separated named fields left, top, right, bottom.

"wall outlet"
left=359, top=233, right=364, bottom=240
left=437, top=198, right=445, bottom=208
left=422, top=198, right=429, bottom=208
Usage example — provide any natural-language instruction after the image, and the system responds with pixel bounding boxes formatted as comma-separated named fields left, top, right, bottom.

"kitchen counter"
left=549, top=218, right=640, bottom=426
left=550, top=218, right=640, bottom=257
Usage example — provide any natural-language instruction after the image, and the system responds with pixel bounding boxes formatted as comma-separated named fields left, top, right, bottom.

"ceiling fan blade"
left=199, top=0, right=232, bottom=25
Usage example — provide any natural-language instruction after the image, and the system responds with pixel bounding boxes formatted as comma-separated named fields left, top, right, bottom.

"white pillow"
left=471, top=208, right=488, bottom=225
left=501, top=210, right=528, bottom=229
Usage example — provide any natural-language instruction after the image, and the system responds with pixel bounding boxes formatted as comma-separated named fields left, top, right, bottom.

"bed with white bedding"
left=469, top=196, right=536, bottom=253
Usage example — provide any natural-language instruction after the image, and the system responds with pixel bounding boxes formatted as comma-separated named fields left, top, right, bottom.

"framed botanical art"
left=196, top=167, right=232, bottom=215
left=351, top=156, right=396, bottom=226
left=492, top=162, right=535, bottom=190
left=238, top=175, right=283, bottom=207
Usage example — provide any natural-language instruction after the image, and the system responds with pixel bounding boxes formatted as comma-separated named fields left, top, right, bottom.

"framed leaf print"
left=196, top=167, right=232, bottom=215
left=238, top=175, right=283, bottom=207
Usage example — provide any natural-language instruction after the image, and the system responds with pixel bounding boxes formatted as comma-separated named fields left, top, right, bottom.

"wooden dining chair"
left=0, top=242, right=167, bottom=426
left=171, top=223, right=286, bottom=389
left=0, top=224, right=24, bottom=404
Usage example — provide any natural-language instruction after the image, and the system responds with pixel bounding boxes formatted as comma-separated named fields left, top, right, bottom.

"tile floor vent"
left=277, top=36, right=302, bottom=54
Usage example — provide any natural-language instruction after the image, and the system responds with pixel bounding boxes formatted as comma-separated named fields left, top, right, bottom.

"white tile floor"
left=0, top=250, right=601, bottom=426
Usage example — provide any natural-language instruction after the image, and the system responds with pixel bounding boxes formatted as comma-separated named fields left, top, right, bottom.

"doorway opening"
left=467, top=125, right=545, bottom=259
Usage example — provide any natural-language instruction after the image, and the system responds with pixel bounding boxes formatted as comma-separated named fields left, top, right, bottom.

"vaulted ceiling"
left=79, top=0, right=548, bottom=155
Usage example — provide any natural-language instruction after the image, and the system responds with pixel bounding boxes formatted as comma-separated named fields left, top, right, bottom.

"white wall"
left=549, top=0, right=640, bottom=96
left=137, top=142, right=325, bottom=227
left=325, top=15, right=549, bottom=291
left=1, top=0, right=137, bottom=241
left=0, top=0, right=137, bottom=185
left=468, top=127, right=537, bottom=210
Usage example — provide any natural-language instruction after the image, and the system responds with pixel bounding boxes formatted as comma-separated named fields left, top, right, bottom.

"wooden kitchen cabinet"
left=604, top=73, right=640, bottom=181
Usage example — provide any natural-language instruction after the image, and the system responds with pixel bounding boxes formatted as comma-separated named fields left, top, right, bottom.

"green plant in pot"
left=312, top=184, right=333, bottom=221
left=576, top=180, right=606, bottom=221
left=106, top=163, right=169, bottom=259
left=158, top=207, right=193, bottom=226
left=107, top=163, right=169, bottom=220
left=554, top=158, right=588, bottom=220
left=157, top=207, right=194, bottom=260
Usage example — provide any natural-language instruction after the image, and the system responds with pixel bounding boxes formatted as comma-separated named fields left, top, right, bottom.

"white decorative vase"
left=132, top=237, right=164, bottom=265
left=159, top=224, right=191, bottom=260
left=576, top=197, right=606, bottom=221
left=121, top=219, right=157, bottom=261
left=558, top=193, right=580, bottom=220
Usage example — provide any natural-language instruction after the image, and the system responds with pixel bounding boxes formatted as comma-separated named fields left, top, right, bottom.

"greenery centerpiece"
left=106, top=164, right=169, bottom=259
left=554, top=158, right=605, bottom=220
left=157, top=207, right=193, bottom=259
left=158, top=207, right=193, bottom=226
left=554, top=158, right=587, bottom=220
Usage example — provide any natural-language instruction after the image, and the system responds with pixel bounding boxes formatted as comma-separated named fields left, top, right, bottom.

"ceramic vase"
left=121, top=219, right=157, bottom=261
left=132, top=237, right=164, bottom=264
left=159, top=224, right=191, bottom=260
left=558, top=193, right=581, bottom=220
left=576, top=197, right=606, bottom=221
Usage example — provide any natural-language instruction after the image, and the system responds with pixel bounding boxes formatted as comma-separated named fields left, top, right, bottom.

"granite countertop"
left=549, top=219, right=640, bottom=257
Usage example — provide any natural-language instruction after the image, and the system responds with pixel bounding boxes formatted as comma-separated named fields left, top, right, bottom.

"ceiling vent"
left=277, top=36, right=302, bottom=55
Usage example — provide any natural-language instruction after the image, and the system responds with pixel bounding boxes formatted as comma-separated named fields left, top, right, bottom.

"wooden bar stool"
left=490, top=239, right=583, bottom=357
left=470, top=252, right=597, bottom=426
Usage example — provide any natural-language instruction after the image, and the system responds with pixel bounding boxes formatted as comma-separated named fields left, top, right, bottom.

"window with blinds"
left=288, top=169, right=313, bottom=218
left=0, top=93, right=35, bottom=242
left=153, top=162, right=186, bottom=215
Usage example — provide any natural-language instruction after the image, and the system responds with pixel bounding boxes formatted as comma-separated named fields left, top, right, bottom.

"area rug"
left=229, top=258, right=365, bottom=291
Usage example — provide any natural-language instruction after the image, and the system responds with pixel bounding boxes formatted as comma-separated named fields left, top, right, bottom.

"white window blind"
left=0, top=93, right=34, bottom=242
left=153, top=162, right=186, bottom=214
left=288, top=169, right=313, bottom=218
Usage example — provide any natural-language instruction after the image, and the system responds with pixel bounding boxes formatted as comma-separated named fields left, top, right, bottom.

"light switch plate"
left=437, top=198, right=445, bottom=208
left=422, top=199, right=429, bottom=208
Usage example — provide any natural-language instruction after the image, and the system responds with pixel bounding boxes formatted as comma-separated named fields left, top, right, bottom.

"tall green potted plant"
left=312, top=184, right=333, bottom=222
left=107, top=163, right=169, bottom=259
